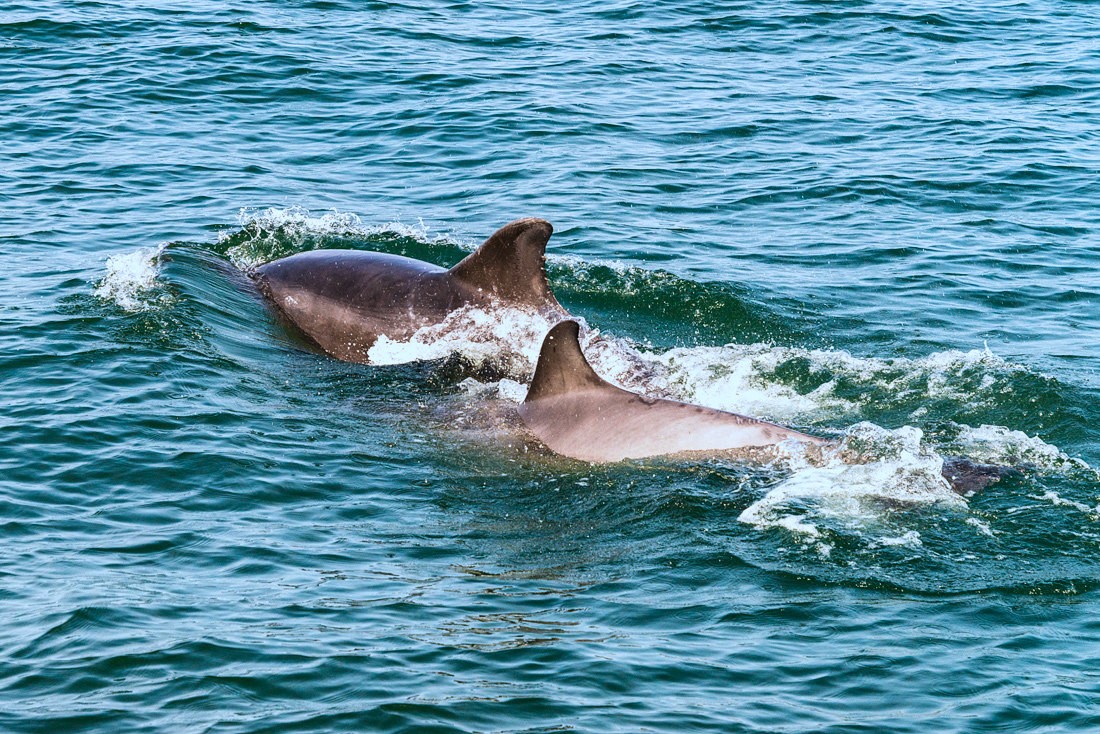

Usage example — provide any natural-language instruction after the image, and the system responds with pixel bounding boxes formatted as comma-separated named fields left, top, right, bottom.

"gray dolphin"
left=251, top=218, right=565, bottom=363
left=519, top=319, right=827, bottom=462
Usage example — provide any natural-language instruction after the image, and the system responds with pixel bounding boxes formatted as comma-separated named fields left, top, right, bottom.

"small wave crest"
left=221, top=206, right=446, bottom=269
left=950, top=424, right=1094, bottom=474
left=94, top=244, right=171, bottom=312
left=585, top=341, right=1019, bottom=425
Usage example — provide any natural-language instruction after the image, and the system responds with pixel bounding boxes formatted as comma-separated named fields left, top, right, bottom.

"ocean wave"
left=221, top=206, right=448, bottom=270
left=93, top=244, right=171, bottom=312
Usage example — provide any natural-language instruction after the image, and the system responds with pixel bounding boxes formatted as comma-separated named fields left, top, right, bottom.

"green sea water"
left=4, top=1, right=1100, bottom=731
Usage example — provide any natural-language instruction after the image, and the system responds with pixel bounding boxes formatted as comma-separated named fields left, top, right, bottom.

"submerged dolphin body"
left=519, top=320, right=827, bottom=462
left=251, top=218, right=564, bottom=363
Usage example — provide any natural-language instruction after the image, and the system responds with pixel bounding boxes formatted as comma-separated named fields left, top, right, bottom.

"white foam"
left=496, top=378, right=529, bottom=403
left=953, top=424, right=1093, bottom=473
left=739, top=423, right=966, bottom=540
left=235, top=205, right=368, bottom=235
left=543, top=251, right=639, bottom=281
left=873, top=530, right=923, bottom=548
left=966, top=517, right=997, bottom=537
left=367, top=306, right=564, bottom=378
left=773, top=513, right=824, bottom=539
left=637, top=344, right=848, bottom=421
left=568, top=338, right=1021, bottom=427
left=222, top=206, right=447, bottom=269
left=94, top=244, right=170, bottom=312
left=1035, top=490, right=1099, bottom=516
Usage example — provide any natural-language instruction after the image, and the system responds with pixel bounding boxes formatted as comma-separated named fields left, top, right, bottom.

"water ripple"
left=4, top=0, right=1100, bottom=731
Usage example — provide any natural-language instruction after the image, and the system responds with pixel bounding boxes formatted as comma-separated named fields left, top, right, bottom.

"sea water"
left=3, top=2, right=1100, bottom=731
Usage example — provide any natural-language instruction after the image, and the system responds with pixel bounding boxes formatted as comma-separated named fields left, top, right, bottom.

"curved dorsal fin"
left=449, top=218, right=561, bottom=310
left=526, top=320, right=611, bottom=401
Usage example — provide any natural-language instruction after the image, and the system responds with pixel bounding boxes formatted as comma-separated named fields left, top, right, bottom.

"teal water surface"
left=4, top=1, right=1100, bottom=732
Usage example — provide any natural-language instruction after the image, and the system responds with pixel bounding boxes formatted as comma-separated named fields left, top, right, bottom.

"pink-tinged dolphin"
left=519, top=319, right=827, bottom=462
left=518, top=319, right=1013, bottom=495
left=251, top=218, right=564, bottom=363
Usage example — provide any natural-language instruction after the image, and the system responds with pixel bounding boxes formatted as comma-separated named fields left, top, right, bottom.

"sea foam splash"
left=367, top=306, right=564, bottom=377
left=952, top=424, right=1093, bottom=474
left=581, top=341, right=1016, bottom=425
left=738, top=423, right=966, bottom=551
left=235, top=205, right=372, bottom=237
left=94, top=244, right=171, bottom=312
left=735, top=421, right=1098, bottom=550
left=222, top=206, right=445, bottom=269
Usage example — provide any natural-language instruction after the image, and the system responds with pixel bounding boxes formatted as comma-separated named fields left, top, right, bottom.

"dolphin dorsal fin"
left=525, top=320, right=611, bottom=401
left=449, top=218, right=561, bottom=310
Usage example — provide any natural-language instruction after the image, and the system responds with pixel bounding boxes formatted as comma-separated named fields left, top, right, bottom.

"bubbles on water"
left=965, top=517, right=997, bottom=537
left=951, top=424, right=1094, bottom=474
left=738, top=423, right=965, bottom=551
left=94, top=244, right=172, bottom=312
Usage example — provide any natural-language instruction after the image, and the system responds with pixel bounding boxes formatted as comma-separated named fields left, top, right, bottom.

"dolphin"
left=251, top=217, right=564, bottom=363
left=519, top=319, right=827, bottom=462
left=518, top=319, right=1015, bottom=495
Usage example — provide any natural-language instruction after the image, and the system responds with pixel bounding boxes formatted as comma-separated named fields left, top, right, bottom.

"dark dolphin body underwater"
left=5, top=2, right=1100, bottom=733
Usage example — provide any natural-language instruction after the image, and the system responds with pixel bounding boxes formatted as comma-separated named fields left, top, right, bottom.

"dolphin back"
left=250, top=217, right=567, bottom=364
left=520, top=320, right=825, bottom=462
